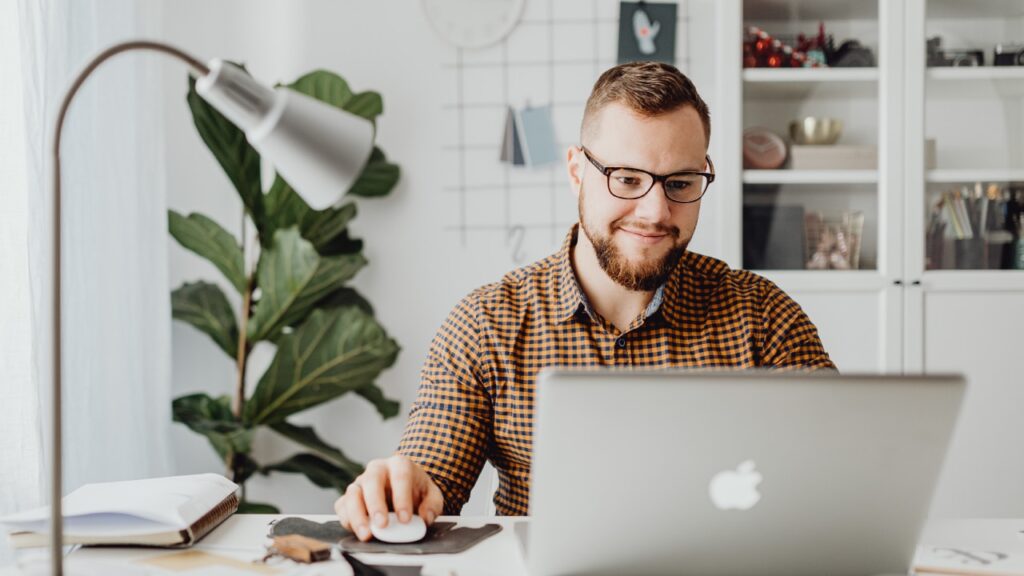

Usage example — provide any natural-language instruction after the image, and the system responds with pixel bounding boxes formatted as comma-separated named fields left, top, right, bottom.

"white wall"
left=157, top=0, right=721, bottom=514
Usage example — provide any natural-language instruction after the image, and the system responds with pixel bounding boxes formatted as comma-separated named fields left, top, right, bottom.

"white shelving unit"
left=717, top=0, right=1024, bottom=519
left=926, top=169, right=1024, bottom=184
left=927, top=67, right=1024, bottom=82
left=742, top=68, right=879, bottom=98
left=742, top=68, right=880, bottom=82
left=742, top=169, right=879, bottom=184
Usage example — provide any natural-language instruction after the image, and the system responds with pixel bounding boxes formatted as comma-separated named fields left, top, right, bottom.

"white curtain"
left=0, top=0, right=172, bottom=563
left=0, top=1, right=44, bottom=566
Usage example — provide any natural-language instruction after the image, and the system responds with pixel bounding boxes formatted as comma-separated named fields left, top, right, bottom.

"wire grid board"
left=439, top=0, right=691, bottom=266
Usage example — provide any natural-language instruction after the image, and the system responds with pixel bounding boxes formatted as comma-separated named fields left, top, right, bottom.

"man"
left=335, top=62, right=835, bottom=541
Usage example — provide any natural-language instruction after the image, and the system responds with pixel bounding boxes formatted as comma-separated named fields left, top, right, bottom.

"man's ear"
left=567, top=146, right=584, bottom=198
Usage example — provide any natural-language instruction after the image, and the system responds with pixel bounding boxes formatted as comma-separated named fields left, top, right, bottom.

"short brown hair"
left=581, top=61, right=711, bottom=146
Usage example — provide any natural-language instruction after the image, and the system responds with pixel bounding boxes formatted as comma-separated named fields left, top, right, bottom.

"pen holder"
left=954, top=238, right=985, bottom=270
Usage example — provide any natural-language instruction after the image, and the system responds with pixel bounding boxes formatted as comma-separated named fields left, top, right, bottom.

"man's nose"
left=632, top=180, right=672, bottom=223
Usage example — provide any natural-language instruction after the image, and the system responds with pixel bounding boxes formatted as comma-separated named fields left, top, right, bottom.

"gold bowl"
left=789, top=117, right=843, bottom=145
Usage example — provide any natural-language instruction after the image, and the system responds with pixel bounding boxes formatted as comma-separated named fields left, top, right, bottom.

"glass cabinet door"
left=923, top=0, right=1024, bottom=271
left=741, top=0, right=881, bottom=271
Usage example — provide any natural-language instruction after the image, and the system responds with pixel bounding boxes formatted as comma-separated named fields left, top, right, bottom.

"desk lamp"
left=47, top=40, right=374, bottom=575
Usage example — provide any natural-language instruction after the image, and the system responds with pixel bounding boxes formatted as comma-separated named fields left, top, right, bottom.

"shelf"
left=927, top=68, right=1024, bottom=97
left=926, top=170, right=1024, bottom=184
left=926, top=0, right=1024, bottom=20
left=920, top=270, right=1024, bottom=292
left=928, top=68, right=1024, bottom=82
left=743, top=0, right=878, bottom=22
left=744, top=170, right=878, bottom=185
left=743, top=68, right=879, bottom=99
left=751, top=270, right=886, bottom=292
left=744, top=68, right=879, bottom=82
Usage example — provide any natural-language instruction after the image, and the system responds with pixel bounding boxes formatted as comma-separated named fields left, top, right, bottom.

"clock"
left=422, top=0, right=526, bottom=49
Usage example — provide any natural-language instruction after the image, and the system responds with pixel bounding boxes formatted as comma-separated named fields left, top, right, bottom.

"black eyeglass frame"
left=580, top=146, right=716, bottom=204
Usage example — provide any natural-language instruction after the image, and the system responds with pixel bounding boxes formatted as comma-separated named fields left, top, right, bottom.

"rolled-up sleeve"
left=396, top=293, right=493, bottom=514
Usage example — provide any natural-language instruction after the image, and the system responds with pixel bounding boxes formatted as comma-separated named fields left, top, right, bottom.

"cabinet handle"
left=893, top=280, right=903, bottom=286
left=911, top=280, right=922, bottom=286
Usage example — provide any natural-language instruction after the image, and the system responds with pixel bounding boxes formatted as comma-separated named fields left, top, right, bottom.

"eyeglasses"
left=581, top=146, right=715, bottom=204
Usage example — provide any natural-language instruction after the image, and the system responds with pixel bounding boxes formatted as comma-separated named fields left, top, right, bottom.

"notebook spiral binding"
left=181, top=491, right=240, bottom=546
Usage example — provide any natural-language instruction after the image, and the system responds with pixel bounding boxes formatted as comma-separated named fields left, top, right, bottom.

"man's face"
left=567, top=102, right=708, bottom=291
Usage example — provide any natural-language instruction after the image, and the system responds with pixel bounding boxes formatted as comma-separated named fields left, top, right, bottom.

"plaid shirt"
left=397, top=225, right=835, bottom=516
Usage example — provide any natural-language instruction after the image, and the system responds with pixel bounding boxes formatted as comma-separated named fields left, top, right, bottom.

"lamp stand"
left=49, top=41, right=208, bottom=576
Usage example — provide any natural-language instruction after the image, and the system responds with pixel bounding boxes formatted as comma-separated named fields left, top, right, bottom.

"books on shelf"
left=790, top=145, right=877, bottom=170
left=0, top=473, right=239, bottom=548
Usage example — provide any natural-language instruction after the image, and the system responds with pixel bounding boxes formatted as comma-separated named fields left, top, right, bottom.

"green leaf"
left=300, top=202, right=358, bottom=253
left=238, top=500, right=280, bottom=514
left=246, top=228, right=366, bottom=342
left=316, top=230, right=364, bottom=257
left=172, top=393, right=252, bottom=460
left=316, top=286, right=374, bottom=315
left=244, top=306, right=400, bottom=424
left=171, top=282, right=239, bottom=357
left=355, top=384, right=401, bottom=420
left=231, top=452, right=261, bottom=486
left=187, top=73, right=264, bottom=224
left=260, top=174, right=311, bottom=247
left=168, top=211, right=246, bottom=294
left=286, top=70, right=354, bottom=109
left=270, top=421, right=363, bottom=478
left=343, top=91, right=383, bottom=120
left=348, top=147, right=400, bottom=198
left=262, top=175, right=362, bottom=253
left=262, top=453, right=360, bottom=493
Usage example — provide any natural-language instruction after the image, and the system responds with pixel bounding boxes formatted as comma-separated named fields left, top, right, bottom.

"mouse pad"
left=268, top=517, right=502, bottom=555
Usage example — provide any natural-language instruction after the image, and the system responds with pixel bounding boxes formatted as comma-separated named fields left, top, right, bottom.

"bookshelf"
left=716, top=0, right=1024, bottom=519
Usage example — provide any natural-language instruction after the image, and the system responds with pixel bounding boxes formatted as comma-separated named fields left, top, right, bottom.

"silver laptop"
left=521, top=369, right=965, bottom=576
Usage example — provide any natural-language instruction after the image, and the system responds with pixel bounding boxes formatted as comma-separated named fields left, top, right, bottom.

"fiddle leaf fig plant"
left=169, top=66, right=401, bottom=513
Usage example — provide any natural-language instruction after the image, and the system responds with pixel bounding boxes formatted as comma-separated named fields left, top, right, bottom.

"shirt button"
left=615, top=337, right=627, bottom=348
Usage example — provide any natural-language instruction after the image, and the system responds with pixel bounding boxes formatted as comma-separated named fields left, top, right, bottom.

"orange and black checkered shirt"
left=397, top=225, right=834, bottom=516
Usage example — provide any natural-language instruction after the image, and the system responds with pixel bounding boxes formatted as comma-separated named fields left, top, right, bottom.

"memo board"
left=438, top=0, right=691, bottom=266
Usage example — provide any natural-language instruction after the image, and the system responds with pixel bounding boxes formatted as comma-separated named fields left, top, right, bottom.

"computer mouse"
left=369, top=512, right=427, bottom=543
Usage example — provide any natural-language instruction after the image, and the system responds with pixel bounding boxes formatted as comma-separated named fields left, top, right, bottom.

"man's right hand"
left=334, top=454, right=445, bottom=542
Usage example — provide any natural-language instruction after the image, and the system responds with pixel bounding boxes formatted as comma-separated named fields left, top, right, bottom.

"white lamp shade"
left=196, top=59, right=374, bottom=209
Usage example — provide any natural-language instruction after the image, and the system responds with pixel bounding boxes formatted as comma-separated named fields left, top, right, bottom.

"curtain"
left=0, top=1, right=44, bottom=567
left=1, top=0, right=172, bottom=564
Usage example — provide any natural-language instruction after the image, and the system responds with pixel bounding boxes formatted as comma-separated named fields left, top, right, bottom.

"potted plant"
left=169, top=66, right=401, bottom=512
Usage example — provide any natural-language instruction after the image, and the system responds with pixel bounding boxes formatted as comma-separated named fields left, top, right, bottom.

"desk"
left=10, top=515, right=526, bottom=576
left=4, top=516, right=1023, bottom=575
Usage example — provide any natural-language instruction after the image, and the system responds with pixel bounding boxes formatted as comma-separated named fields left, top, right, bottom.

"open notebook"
left=0, top=473, right=238, bottom=548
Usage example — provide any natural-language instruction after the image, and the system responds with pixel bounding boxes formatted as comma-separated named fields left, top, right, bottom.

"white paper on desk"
left=914, top=545, right=1024, bottom=575
left=0, top=473, right=237, bottom=535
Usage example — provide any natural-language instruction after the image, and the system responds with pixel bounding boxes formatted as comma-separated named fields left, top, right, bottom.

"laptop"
left=521, top=369, right=965, bottom=576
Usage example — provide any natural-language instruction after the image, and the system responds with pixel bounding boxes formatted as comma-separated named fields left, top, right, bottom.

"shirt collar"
left=555, top=225, right=588, bottom=323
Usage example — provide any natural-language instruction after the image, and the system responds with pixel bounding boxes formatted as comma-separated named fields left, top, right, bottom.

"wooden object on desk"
left=266, top=534, right=332, bottom=563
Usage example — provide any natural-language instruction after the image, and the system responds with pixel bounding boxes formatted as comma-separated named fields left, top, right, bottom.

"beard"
left=578, top=193, right=689, bottom=292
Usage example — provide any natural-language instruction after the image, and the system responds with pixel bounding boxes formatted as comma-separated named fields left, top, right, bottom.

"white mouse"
left=369, top=512, right=427, bottom=543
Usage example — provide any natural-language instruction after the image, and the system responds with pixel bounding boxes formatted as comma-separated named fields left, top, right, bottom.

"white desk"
left=9, top=515, right=526, bottom=576
left=4, top=516, right=1023, bottom=575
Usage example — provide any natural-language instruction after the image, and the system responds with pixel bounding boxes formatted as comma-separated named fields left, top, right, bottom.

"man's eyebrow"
left=666, top=160, right=708, bottom=173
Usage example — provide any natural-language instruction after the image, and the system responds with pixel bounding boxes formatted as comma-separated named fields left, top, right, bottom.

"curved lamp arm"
left=49, top=39, right=373, bottom=575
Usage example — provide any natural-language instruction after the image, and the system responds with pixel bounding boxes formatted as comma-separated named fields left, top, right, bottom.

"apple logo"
left=709, top=460, right=763, bottom=511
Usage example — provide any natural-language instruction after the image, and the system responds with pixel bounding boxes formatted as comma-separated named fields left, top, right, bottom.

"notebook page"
left=0, top=473, right=237, bottom=533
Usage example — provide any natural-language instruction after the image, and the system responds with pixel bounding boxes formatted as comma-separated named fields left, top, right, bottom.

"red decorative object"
left=743, top=25, right=826, bottom=68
